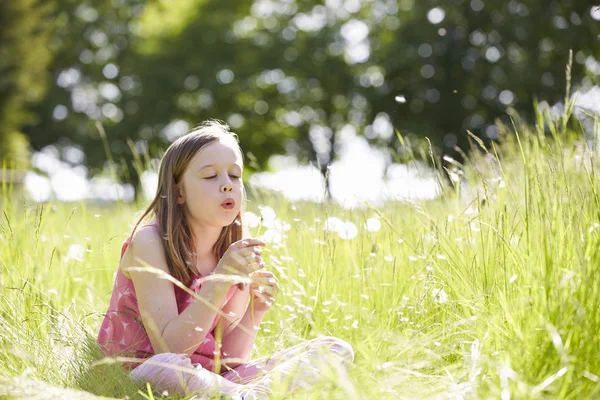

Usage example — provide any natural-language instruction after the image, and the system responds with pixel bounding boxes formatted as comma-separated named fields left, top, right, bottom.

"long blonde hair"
left=131, top=120, right=244, bottom=285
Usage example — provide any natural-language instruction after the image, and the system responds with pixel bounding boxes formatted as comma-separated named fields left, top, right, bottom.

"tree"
left=23, top=0, right=600, bottom=196
left=0, top=0, right=54, bottom=169
left=366, top=1, right=600, bottom=159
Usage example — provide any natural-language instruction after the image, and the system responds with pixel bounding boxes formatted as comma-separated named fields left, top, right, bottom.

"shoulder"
left=129, top=223, right=162, bottom=249
left=120, top=223, right=168, bottom=278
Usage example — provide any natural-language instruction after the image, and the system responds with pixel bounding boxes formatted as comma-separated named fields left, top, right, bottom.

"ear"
left=176, top=185, right=186, bottom=204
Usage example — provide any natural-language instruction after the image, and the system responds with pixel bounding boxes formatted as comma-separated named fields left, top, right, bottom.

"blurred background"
left=1, top=0, right=599, bottom=208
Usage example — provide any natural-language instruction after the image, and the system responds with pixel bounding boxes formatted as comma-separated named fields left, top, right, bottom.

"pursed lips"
left=221, top=198, right=235, bottom=208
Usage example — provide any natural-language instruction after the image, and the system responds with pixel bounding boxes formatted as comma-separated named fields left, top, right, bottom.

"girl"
left=97, top=120, right=354, bottom=399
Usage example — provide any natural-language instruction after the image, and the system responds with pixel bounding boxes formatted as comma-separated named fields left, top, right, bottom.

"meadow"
left=2, top=112, right=600, bottom=399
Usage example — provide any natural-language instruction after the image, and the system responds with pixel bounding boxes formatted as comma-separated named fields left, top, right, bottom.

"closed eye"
left=204, top=175, right=241, bottom=180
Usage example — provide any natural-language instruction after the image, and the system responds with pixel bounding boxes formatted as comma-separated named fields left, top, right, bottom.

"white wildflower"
left=432, top=288, right=448, bottom=304
left=66, top=244, right=84, bottom=262
left=323, top=217, right=345, bottom=232
left=338, top=221, right=358, bottom=240
left=365, top=217, right=381, bottom=232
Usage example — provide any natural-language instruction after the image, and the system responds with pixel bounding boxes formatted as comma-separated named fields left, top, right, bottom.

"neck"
left=187, top=220, right=223, bottom=261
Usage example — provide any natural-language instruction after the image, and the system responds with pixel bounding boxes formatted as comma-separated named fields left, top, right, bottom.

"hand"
left=249, top=269, right=279, bottom=312
left=214, top=238, right=266, bottom=289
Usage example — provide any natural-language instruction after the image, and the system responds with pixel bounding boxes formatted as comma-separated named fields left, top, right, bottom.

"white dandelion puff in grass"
left=258, top=205, right=276, bottom=224
left=323, top=217, right=345, bottom=232
left=66, top=244, right=85, bottom=262
left=243, top=211, right=261, bottom=228
left=432, top=288, right=448, bottom=304
left=365, top=217, right=381, bottom=232
left=262, top=229, right=283, bottom=244
left=338, top=221, right=358, bottom=240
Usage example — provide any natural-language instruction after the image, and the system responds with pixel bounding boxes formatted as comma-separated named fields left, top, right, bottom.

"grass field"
left=2, top=114, right=600, bottom=399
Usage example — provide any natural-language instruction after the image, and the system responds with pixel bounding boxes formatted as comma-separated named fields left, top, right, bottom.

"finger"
left=241, top=246, right=263, bottom=257
left=236, top=238, right=267, bottom=248
left=250, top=270, right=273, bottom=279
left=245, top=261, right=265, bottom=274
left=256, top=285, right=278, bottom=297
left=250, top=276, right=276, bottom=286
left=252, top=246, right=263, bottom=255
left=245, top=253, right=262, bottom=264
left=251, top=280, right=279, bottom=295
left=252, top=291, right=274, bottom=306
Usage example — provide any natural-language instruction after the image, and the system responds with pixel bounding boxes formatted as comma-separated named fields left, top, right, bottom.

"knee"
left=130, top=353, right=193, bottom=395
left=310, top=336, right=354, bottom=364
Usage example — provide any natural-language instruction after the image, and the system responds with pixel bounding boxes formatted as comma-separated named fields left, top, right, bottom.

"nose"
left=221, top=182, right=233, bottom=193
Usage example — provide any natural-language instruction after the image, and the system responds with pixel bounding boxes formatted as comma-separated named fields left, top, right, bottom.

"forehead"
left=189, top=138, right=243, bottom=169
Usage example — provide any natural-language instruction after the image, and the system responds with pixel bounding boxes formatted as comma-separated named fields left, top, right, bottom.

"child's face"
left=178, top=138, right=243, bottom=228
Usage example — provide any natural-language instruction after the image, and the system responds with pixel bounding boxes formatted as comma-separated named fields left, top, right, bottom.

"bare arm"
left=220, top=304, right=267, bottom=367
left=219, top=270, right=279, bottom=366
left=123, top=227, right=266, bottom=356
left=124, top=227, right=230, bottom=356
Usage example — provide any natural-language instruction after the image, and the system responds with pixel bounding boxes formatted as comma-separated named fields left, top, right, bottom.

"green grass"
left=2, top=115, right=600, bottom=399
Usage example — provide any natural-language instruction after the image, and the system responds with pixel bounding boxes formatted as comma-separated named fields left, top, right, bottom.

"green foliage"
left=19, top=1, right=600, bottom=190
left=0, top=0, right=55, bottom=168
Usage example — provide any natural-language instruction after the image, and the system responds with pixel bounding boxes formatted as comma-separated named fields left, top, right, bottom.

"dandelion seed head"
left=66, top=244, right=85, bottom=262
left=395, top=94, right=407, bottom=104
left=323, top=217, right=344, bottom=232
left=432, top=288, right=448, bottom=304
left=338, top=221, right=358, bottom=240
left=258, top=205, right=276, bottom=223
left=243, top=211, right=261, bottom=228
left=366, top=217, right=382, bottom=232
left=262, top=229, right=283, bottom=244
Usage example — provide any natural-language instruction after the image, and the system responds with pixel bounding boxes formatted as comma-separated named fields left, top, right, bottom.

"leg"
left=222, top=336, right=354, bottom=389
left=129, top=353, right=245, bottom=398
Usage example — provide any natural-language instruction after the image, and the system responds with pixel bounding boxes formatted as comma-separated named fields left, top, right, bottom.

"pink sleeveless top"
left=97, top=226, right=237, bottom=370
